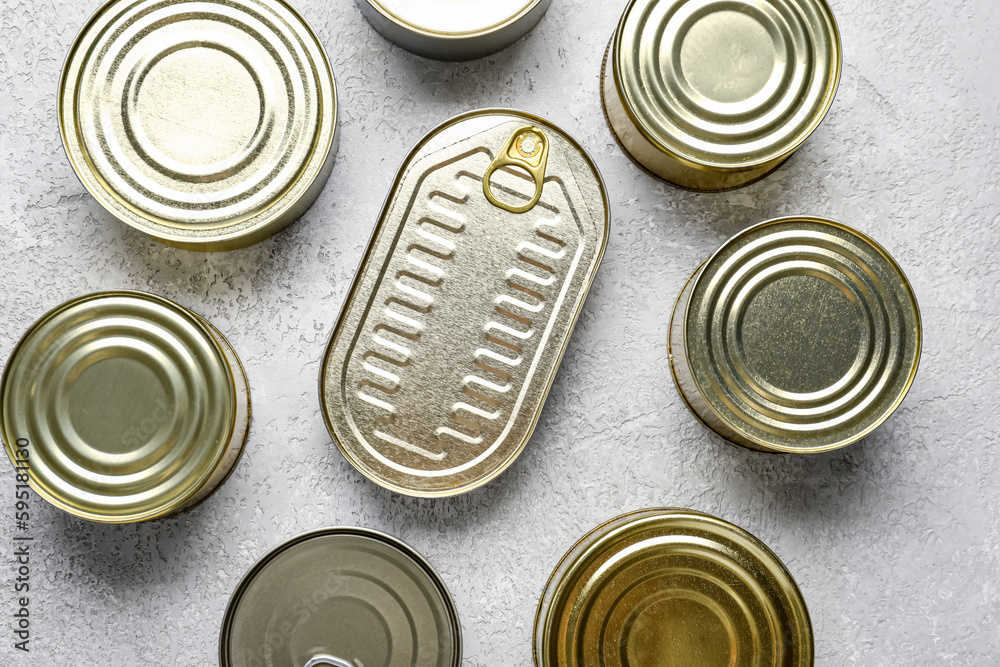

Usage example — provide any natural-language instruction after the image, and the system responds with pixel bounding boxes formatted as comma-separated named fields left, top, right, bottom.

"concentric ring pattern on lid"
left=0, top=291, right=245, bottom=522
left=679, top=217, right=922, bottom=452
left=220, top=528, right=462, bottom=667
left=534, top=509, right=813, bottom=666
left=609, top=0, right=840, bottom=181
left=59, top=0, right=338, bottom=250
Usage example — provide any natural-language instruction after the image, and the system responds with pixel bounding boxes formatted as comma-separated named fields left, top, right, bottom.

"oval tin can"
left=220, top=527, right=462, bottom=667
left=0, top=291, right=250, bottom=523
left=534, top=509, right=813, bottom=666
left=321, top=109, right=609, bottom=497
left=601, top=0, right=842, bottom=191
left=59, top=0, right=339, bottom=251
left=357, top=0, right=551, bottom=61
left=669, top=217, right=922, bottom=453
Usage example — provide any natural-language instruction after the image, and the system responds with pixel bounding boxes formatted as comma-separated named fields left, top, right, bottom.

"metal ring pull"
left=483, top=126, right=549, bottom=214
left=303, top=656, right=356, bottom=667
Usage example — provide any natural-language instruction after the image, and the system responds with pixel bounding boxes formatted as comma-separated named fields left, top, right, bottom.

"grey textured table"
left=1, top=0, right=998, bottom=664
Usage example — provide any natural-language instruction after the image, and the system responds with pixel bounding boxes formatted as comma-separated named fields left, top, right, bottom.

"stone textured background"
left=1, top=0, right=998, bottom=664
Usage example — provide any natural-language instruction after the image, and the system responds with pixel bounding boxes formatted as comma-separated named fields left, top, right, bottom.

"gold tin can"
left=357, top=0, right=551, bottom=61
left=534, top=509, right=813, bottom=666
left=220, top=527, right=462, bottom=667
left=321, top=109, right=609, bottom=497
left=601, top=0, right=842, bottom=191
left=669, top=217, right=922, bottom=453
left=0, top=291, right=250, bottom=523
left=59, top=0, right=339, bottom=251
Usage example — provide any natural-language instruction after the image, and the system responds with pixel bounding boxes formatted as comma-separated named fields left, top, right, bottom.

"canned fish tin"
left=601, top=0, right=842, bottom=191
left=321, top=109, right=609, bottom=497
left=59, top=0, right=339, bottom=251
left=220, top=527, right=462, bottom=667
left=357, top=0, right=551, bottom=61
left=0, top=291, right=250, bottom=523
left=669, top=217, right=922, bottom=453
left=534, top=509, right=813, bottom=666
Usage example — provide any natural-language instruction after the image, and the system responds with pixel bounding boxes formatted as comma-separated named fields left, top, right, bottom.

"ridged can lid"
left=59, top=0, right=339, bottom=250
left=604, top=0, right=841, bottom=190
left=220, top=527, right=462, bottom=667
left=534, top=509, right=813, bottom=666
left=671, top=217, right=922, bottom=453
left=357, top=0, right=551, bottom=60
left=0, top=291, right=248, bottom=522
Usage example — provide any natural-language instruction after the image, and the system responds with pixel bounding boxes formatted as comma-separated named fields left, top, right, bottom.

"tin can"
left=220, top=527, right=462, bottom=667
left=321, top=109, right=609, bottom=497
left=59, top=0, right=339, bottom=251
left=0, top=291, right=250, bottom=523
left=601, top=0, right=842, bottom=191
left=357, top=0, right=551, bottom=61
left=534, top=509, right=813, bottom=666
left=669, top=217, right=922, bottom=453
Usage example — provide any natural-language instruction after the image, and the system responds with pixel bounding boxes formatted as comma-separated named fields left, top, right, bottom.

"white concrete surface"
left=0, top=0, right=998, bottom=664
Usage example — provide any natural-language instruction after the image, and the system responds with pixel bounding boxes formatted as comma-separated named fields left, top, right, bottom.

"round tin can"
left=357, top=0, right=551, bottom=61
left=320, top=109, right=608, bottom=497
left=59, top=0, right=339, bottom=251
left=534, top=509, right=813, bottom=666
left=601, top=0, right=842, bottom=191
left=220, top=527, right=462, bottom=667
left=0, top=291, right=250, bottom=523
left=669, top=217, right=922, bottom=453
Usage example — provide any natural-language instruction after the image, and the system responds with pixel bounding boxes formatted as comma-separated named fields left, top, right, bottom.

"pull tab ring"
left=303, top=656, right=355, bottom=667
left=483, top=126, right=549, bottom=214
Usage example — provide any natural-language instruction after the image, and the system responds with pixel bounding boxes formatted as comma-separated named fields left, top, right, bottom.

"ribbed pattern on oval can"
left=601, top=0, right=842, bottom=191
left=220, top=527, right=462, bottom=667
left=357, top=0, right=552, bottom=61
left=669, top=217, right=922, bottom=453
left=320, top=109, right=609, bottom=497
left=58, top=0, right=339, bottom=251
left=0, top=291, right=250, bottom=523
left=534, top=509, right=814, bottom=666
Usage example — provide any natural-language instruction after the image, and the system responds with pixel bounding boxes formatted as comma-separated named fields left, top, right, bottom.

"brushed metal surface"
left=58, top=0, right=339, bottom=250
left=321, top=109, right=608, bottom=497
left=534, top=509, right=813, bottom=667
left=0, top=291, right=250, bottom=522
left=220, top=527, right=461, bottom=667
left=602, top=0, right=841, bottom=190
left=669, top=217, right=922, bottom=453
left=357, top=0, right=551, bottom=61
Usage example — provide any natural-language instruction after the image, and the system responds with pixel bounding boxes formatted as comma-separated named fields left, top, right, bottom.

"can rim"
left=57, top=0, right=339, bottom=249
left=532, top=507, right=814, bottom=666
left=683, top=216, right=923, bottom=453
left=0, top=290, right=243, bottom=523
left=318, top=107, right=610, bottom=498
left=218, top=526, right=463, bottom=666
left=609, top=0, right=843, bottom=172
left=360, top=0, right=547, bottom=39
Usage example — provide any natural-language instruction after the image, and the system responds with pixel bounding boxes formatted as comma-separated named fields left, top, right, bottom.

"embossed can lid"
left=59, top=0, right=339, bottom=250
left=358, top=0, right=551, bottom=60
left=610, top=0, right=841, bottom=170
left=220, top=527, right=462, bottom=667
left=0, top=291, right=246, bottom=522
left=680, top=217, right=922, bottom=452
left=534, top=509, right=813, bottom=666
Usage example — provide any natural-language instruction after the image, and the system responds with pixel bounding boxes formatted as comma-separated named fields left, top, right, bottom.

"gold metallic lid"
left=320, top=109, right=609, bottom=497
left=59, top=0, right=339, bottom=251
left=358, top=0, right=551, bottom=60
left=610, top=0, right=841, bottom=175
left=220, top=527, right=462, bottom=667
left=534, top=509, right=813, bottom=666
left=0, top=291, right=246, bottom=522
left=676, top=217, right=922, bottom=453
